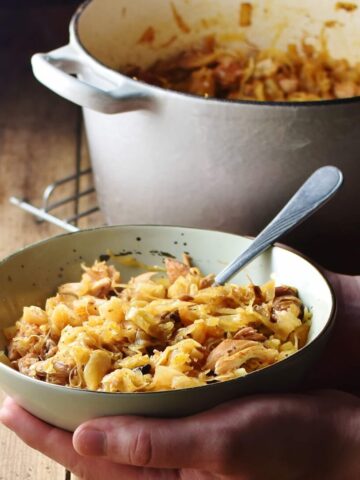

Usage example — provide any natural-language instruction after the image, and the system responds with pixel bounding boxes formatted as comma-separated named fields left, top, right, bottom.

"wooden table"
left=0, top=4, right=100, bottom=479
left=0, top=3, right=358, bottom=479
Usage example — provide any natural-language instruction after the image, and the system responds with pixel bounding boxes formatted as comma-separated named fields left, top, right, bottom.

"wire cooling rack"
left=10, top=168, right=100, bottom=232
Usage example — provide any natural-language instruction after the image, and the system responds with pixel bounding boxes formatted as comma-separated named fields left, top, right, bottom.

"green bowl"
left=0, top=225, right=335, bottom=431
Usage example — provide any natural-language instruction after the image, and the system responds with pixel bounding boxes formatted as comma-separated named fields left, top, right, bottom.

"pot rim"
left=70, top=0, right=360, bottom=109
left=0, top=223, right=336, bottom=397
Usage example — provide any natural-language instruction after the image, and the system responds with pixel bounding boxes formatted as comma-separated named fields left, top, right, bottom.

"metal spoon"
left=214, top=166, right=343, bottom=286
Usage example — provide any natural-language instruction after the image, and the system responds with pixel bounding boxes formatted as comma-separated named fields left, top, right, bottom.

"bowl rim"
left=0, top=224, right=337, bottom=396
left=70, top=0, right=360, bottom=109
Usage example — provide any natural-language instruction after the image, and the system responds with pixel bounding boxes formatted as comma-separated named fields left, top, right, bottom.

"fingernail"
left=75, top=428, right=107, bottom=457
left=0, top=407, right=10, bottom=426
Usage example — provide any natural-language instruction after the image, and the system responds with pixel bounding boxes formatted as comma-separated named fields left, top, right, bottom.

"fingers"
left=0, top=397, right=82, bottom=471
left=0, top=398, right=181, bottom=480
left=72, top=394, right=325, bottom=474
left=73, top=414, right=213, bottom=470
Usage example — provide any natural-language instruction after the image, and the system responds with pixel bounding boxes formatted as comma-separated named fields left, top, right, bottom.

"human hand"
left=303, top=272, right=360, bottom=391
left=1, top=390, right=360, bottom=480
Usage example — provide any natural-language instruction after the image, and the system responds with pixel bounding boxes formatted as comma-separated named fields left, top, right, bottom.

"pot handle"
left=31, top=45, right=153, bottom=114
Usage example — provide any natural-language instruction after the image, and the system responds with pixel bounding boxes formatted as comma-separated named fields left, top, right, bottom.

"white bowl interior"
left=0, top=226, right=333, bottom=350
left=76, top=0, right=360, bottom=70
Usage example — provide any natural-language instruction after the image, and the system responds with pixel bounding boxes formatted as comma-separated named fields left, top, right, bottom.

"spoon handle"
left=214, top=166, right=343, bottom=285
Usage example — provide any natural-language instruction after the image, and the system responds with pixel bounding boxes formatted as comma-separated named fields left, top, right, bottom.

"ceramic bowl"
left=0, top=225, right=335, bottom=431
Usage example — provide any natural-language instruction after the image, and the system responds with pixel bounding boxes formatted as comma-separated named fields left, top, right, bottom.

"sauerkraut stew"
left=124, top=36, right=360, bottom=101
left=1, top=256, right=311, bottom=392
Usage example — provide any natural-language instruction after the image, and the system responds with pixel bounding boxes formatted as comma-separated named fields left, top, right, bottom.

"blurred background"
left=0, top=0, right=102, bottom=260
left=0, top=0, right=358, bottom=274
left=0, top=3, right=88, bottom=478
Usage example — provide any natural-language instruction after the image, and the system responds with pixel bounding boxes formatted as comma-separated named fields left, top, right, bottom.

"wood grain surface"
left=0, top=4, right=98, bottom=480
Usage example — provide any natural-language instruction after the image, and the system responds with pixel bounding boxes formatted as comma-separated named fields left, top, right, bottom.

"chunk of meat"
left=82, top=262, right=120, bottom=297
left=58, top=283, right=82, bottom=297
left=46, top=361, right=71, bottom=385
left=188, top=68, right=216, bottom=97
left=199, top=274, right=215, bottom=289
left=43, top=338, right=58, bottom=359
left=272, top=285, right=303, bottom=320
left=205, top=339, right=257, bottom=371
left=165, top=258, right=190, bottom=284
left=88, top=277, right=113, bottom=298
left=234, top=326, right=266, bottom=342
left=6, top=343, right=21, bottom=362
left=214, top=56, right=243, bottom=89
left=215, top=344, right=277, bottom=375
left=17, top=354, right=39, bottom=376
left=272, top=295, right=304, bottom=319
left=275, top=286, right=298, bottom=297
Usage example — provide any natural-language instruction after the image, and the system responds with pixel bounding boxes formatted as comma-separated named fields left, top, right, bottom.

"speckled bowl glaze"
left=0, top=225, right=335, bottom=431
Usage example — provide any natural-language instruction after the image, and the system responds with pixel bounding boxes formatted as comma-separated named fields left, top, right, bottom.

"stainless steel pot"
left=31, top=0, right=360, bottom=245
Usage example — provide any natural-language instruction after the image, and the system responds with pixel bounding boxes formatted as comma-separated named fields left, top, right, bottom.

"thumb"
left=73, top=414, right=216, bottom=470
